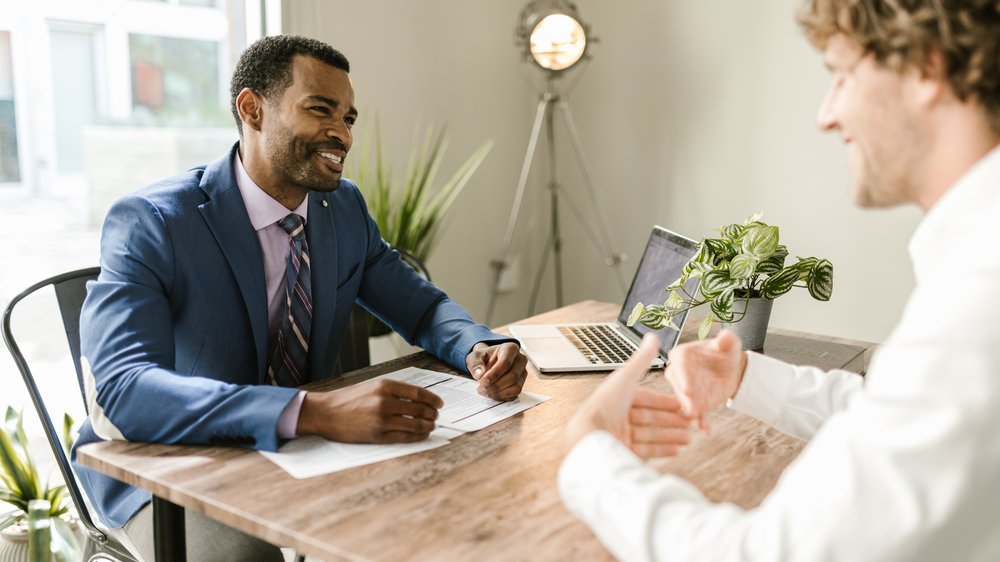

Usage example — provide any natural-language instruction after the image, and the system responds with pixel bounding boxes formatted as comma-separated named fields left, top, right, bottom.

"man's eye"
left=310, top=106, right=330, bottom=114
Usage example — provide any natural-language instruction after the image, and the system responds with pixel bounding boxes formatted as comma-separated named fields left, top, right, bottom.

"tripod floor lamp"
left=486, top=0, right=628, bottom=325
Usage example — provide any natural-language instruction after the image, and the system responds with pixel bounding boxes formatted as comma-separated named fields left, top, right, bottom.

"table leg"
left=152, top=495, right=186, bottom=562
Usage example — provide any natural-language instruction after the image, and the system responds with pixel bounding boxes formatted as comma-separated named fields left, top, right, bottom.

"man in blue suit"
left=75, top=35, right=527, bottom=560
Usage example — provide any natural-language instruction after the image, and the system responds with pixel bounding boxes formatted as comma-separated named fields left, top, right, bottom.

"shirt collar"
left=233, top=150, right=309, bottom=231
left=909, top=144, right=1000, bottom=282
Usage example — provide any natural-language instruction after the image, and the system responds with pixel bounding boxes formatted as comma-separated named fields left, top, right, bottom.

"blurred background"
left=0, top=0, right=921, bottom=428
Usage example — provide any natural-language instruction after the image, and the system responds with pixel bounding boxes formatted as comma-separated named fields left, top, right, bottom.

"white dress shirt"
left=559, top=146, right=1000, bottom=561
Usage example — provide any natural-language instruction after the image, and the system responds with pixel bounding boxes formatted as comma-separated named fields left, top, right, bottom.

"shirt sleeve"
left=276, top=391, right=306, bottom=439
left=730, top=351, right=864, bottom=440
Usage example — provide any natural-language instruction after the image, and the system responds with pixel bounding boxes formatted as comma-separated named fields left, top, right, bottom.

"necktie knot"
left=279, top=214, right=306, bottom=241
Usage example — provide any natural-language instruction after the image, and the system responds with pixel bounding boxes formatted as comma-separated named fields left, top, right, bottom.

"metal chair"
left=2, top=267, right=138, bottom=561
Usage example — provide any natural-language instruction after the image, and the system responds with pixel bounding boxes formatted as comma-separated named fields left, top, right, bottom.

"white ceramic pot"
left=0, top=521, right=29, bottom=562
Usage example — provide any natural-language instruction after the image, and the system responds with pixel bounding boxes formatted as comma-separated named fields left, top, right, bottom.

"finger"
left=630, top=426, right=692, bottom=446
left=631, top=442, right=683, bottom=459
left=631, top=388, right=684, bottom=411
left=714, top=329, right=742, bottom=354
left=628, top=407, right=690, bottom=428
left=379, top=430, right=433, bottom=443
left=381, top=415, right=437, bottom=435
left=383, top=380, right=444, bottom=409
left=479, top=345, right=518, bottom=387
left=386, top=399, right=439, bottom=421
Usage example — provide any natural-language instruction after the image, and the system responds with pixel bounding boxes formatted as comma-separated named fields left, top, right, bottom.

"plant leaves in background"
left=807, top=259, right=834, bottom=301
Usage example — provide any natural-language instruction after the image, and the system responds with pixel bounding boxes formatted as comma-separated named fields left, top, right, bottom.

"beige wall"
left=284, top=0, right=922, bottom=343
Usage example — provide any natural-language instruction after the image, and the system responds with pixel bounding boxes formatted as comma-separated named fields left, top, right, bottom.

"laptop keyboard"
left=559, top=325, right=636, bottom=365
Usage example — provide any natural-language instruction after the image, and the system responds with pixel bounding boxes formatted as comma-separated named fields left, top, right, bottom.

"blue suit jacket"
left=74, top=144, right=508, bottom=528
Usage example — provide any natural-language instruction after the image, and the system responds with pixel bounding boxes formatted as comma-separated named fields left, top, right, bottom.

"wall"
left=283, top=0, right=922, bottom=343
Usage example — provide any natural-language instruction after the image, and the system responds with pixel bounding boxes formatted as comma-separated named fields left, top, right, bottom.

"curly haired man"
left=560, top=2, right=1000, bottom=560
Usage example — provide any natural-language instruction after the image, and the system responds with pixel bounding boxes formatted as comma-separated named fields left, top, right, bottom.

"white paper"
left=260, top=367, right=550, bottom=479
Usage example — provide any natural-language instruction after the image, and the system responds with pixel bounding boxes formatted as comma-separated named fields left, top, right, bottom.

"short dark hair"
left=798, top=0, right=1000, bottom=135
left=230, top=35, right=351, bottom=136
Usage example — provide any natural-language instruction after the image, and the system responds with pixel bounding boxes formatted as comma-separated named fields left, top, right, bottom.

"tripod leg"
left=527, top=223, right=556, bottom=316
left=556, top=101, right=630, bottom=293
left=486, top=95, right=552, bottom=325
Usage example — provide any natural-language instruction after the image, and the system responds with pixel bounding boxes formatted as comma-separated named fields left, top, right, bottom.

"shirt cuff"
left=276, top=391, right=306, bottom=439
left=729, top=351, right=796, bottom=426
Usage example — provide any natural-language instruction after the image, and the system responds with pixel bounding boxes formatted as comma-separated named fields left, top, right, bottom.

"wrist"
left=295, top=392, right=319, bottom=437
left=730, top=351, right=749, bottom=399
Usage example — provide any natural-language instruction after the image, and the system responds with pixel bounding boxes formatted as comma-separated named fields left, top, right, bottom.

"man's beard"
left=266, top=124, right=344, bottom=193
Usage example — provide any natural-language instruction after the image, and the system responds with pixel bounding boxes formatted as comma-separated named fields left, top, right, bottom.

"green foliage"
left=627, top=213, right=834, bottom=338
left=0, top=407, right=73, bottom=518
left=347, top=119, right=493, bottom=336
left=348, top=119, right=493, bottom=265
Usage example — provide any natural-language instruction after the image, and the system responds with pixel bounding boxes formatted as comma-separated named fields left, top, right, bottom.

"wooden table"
left=77, top=300, right=874, bottom=561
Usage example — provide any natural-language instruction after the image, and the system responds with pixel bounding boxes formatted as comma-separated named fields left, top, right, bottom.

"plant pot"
left=723, top=297, right=773, bottom=351
left=0, top=519, right=29, bottom=562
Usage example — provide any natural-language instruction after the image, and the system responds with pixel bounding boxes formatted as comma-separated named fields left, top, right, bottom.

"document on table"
left=260, top=367, right=550, bottom=479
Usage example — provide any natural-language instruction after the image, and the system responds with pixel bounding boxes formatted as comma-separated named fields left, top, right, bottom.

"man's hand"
left=466, top=342, right=529, bottom=401
left=296, top=379, right=444, bottom=443
left=665, top=328, right=748, bottom=434
left=564, top=334, right=692, bottom=458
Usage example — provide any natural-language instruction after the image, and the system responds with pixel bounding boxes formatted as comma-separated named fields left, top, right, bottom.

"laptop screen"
left=618, top=226, right=700, bottom=358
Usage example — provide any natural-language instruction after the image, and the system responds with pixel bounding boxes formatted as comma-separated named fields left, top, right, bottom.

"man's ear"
left=236, top=88, right=265, bottom=132
left=912, top=49, right=949, bottom=108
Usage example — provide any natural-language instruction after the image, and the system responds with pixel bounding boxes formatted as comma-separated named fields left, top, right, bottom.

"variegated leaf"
left=742, top=224, right=779, bottom=259
left=665, top=289, right=683, bottom=309
left=711, top=290, right=735, bottom=322
left=807, top=259, right=834, bottom=301
left=721, top=223, right=745, bottom=240
left=744, top=211, right=764, bottom=225
left=729, top=254, right=756, bottom=279
left=698, top=314, right=714, bottom=340
left=700, top=270, right=740, bottom=298
left=794, top=257, right=818, bottom=280
left=760, top=266, right=799, bottom=299
left=626, top=302, right=645, bottom=326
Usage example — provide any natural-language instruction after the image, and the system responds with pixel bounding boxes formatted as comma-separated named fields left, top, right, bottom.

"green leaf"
left=741, top=224, right=780, bottom=259
left=637, top=304, right=669, bottom=330
left=700, top=270, right=741, bottom=298
left=760, top=266, right=800, bottom=299
left=61, top=414, right=75, bottom=459
left=626, top=303, right=645, bottom=327
left=698, top=315, right=714, bottom=340
left=50, top=516, right=80, bottom=562
left=807, top=259, right=834, bottom=301
left=711, top=290, right=735, bottom=322
left=744, top=211, right=764, bottom=225
left=665, top=289, right=683, bottom=309
left=793, top=257, right=818, bottom=280
left=721, top=223, right=745, bottom=240
left=728, top=254, right=756, bottom=279
left=756, top=244, right=788, bottom=274
left=0, top=513, right=21, bottom=532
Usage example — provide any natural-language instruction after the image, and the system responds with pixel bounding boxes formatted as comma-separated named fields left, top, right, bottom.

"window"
left=0, top=30, right=19, bottom=184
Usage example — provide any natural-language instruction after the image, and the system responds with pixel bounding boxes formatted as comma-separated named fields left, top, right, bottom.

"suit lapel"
left=198, top=145, right=269, bottom=383
left=306, top=192, right=338, bottom=381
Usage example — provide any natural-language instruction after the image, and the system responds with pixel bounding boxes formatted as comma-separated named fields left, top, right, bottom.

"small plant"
left=349, top=119, right=493, bottom=336
left=0, top=406, right=79, bottom=561
left=627, top=213, right=833, bottom=339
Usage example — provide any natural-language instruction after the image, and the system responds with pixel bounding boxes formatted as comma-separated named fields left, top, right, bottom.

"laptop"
left=509, top=226, right=699, bottom=373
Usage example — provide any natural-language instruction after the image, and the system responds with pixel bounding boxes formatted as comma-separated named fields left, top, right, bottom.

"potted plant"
left=0, top=407, right=80, bottom=561
left=627, top=213, right=833, bottom=350
left=348, top=120, right=493, bottom=341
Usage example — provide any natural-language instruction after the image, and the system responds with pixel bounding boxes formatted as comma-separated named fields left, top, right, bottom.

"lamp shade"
left=517, top=1, right=590, bottom=72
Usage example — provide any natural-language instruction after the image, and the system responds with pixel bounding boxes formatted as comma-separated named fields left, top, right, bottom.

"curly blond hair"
left=798, top=0, right=1000, bottom=134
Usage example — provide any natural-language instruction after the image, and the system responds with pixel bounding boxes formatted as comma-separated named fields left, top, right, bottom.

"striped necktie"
left=268, top=213, right=312, bottom=387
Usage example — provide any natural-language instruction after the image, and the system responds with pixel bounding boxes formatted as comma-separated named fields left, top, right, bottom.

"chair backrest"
left=1, top=267, right=107, bottom=542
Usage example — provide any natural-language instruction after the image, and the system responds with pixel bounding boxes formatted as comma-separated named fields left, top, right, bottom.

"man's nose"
left=816, top=88, right=838, bottom=132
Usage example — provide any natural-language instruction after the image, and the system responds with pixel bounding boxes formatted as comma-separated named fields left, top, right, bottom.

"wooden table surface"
left=77, top=300, right=874, bottom=562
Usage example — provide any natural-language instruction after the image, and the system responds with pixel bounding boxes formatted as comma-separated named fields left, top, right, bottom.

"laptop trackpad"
left=523, top=336, right=582, bottom=362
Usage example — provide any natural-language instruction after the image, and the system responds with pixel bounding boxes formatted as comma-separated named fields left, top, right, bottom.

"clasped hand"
left=564, top=330, right=748, bottom=459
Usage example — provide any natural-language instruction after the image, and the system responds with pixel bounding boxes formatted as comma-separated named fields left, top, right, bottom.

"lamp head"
left=516, top=0, right=591, bottom=74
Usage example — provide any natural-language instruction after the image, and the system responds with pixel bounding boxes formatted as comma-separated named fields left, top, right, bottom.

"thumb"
left=600, top=333, right=660, bottom=393
left=714, top=329, right=742, bottom=355
left=467, top=347, right=488, bottom=380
